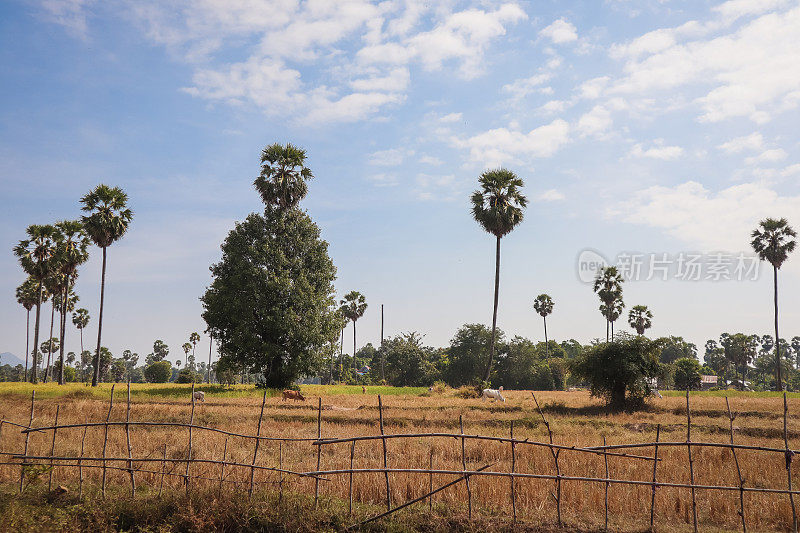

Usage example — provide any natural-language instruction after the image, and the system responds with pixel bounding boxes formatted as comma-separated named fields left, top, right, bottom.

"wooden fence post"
left=219, top=436, right=228, bottom=498
left=378, top=395, right=391, bottom=511
left=101, top=384, right=115, bottom=497
left=686, top=389, right=698, bottom=533
left=532, top=393, right=561, bottom=526
left=185, top=382, right=195, bottom=492
left=48, top=404, right=59, bottom=491
left=348, top=440, right=355, bottom=515
left=725, top=398, right=746, bottom=533
left=603, top=435, right=610, bottom=531
left=78, top=421, right=87, bottom=498
left=19, top=390, right=35, bottom=493
left=249, top=387, right=267, bottom=499
left=279, top=441, right=284, bottom=503
left=428, top=449, right=434, bottom=512
left=159, top=442, right=166, bottom=497
left=460, top=414, right=472, bottom=519
left=126, top=382, right=135, bottom=497
left=315, top=396, right=322, bottom=508
left=650, top=424, right=660, bottom=531
left=510, top=421, right=516, bottom=524
left=785, top=393, right=798, bottom=533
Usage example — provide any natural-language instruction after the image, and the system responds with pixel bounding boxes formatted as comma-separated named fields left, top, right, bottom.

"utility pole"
left=380, top=304, right=385, bottom=382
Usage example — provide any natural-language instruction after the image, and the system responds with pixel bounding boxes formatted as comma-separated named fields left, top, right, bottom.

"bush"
left=176, top=368, right=203, bottom=383
left=673, top=357, right=702, bottom=390
left=144, top=361, right=172, bottom=383
left=455, top=385, right=481, bottom=399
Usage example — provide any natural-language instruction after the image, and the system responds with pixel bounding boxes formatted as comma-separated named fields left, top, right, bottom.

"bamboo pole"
left=378, top=395, right=390, bottom=511
left=219, top=436, right=228, bottom=498
left=19, top=390, right=34, bottom=493
left=603, top=435, right=609, bottom=531
left=315, top=396, right=322, bottom=508
left=785, top=393, right=798, bottom=533
left=279, top=441, right=284, bottom=503
left=185, top=383, right=195, bottom=492
left=48, top=404, right=59, bottom=491
left=101, top=384, right=115, bottom=497
left=428, top=449, right=434, bottom=512
left=159, top=442, right=167, bottom=497
left=686, top=389, right=698, bottom=533
left=510, top=421, right=516, bottom=524
left=348, top=440, right=355, bottom=515
left=725, top=398, right=746, bottom=533
left=460, top=414, right=472, bottom=519
left=532, top=392, right=561, bottom=526
left=249, top=387, right=267, bottom=499
left=650, top=424, right=660, bottom=531
left=126, top=382, right=135, bottom=496
left=78, top=421, right=87, bottom=498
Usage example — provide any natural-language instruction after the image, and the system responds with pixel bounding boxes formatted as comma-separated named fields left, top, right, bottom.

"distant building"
left=700, top=375, right=718, bottom=390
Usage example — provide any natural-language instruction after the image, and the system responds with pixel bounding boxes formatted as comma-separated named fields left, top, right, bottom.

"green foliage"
left=628, top=305, right=653, bottom=335
left=79, top=185, right=133, bottom=249
left=145, top=340, right=170, bottom=365
left=751, top=218, right=796, bottom=269
left=533, top=294, right=554, bottom=317
left=444, top=324, right=500, bottom=387
left=176, top=368, right=203, bottom=383
left=656, top=336, right=698, bottom=363
left=382, top=332, right=441, bottom=386
left=202, top=207, right=338, bottom=388
left=571, top=334, right=662, bottom=410
left=674, top=357, right=702, bottom=390
left=254, top=143, right=313, bottom=209
left=470, top=168, right=527, bottom=238
left=144, top=361, right=172, bottom=383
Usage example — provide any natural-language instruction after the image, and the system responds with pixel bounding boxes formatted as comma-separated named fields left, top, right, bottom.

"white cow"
left=482, top=386, right=505, bottom=402
left=192, top=391, right=205, bottom=402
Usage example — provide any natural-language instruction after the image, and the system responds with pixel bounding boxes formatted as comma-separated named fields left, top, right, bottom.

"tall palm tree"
left=16, top=277, right=39, bottom=382
left=471, top=168, right=527, bottom=382
left=533, top=294, right=554, bottom=357
left=81, top=184, right=133, bottom=386
left=205, top=330, right=213, bottom=383
left=751, top=218, right=796, bottom=391
left=593, top=266, right=624, bottom=342
left=54, top=286, right=79, bottom=384
left=182, top=342, right=192, bottom=370
left=72, top=308, right=90, bottom=356
left=628, top=305, right=653, bottom=335
left=14, top=224, right=59, bottom=383
left=600, top=298, right=625, bottom=341
left=254, top=143, right=314, bottom=209
left=53, top=220, right=89, bottom=384
left=340, top=291, right=367, bottom=371
left=189, top=332, right=200, bottom=371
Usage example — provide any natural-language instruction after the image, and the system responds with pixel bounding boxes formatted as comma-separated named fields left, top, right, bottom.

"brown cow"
left=282, top=389, right=306, bottom=401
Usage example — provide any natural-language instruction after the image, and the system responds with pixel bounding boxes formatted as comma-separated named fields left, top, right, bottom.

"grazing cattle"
left=651, top=389, right=663, bottom=399
left=192, top=391, right=205, bottom=402
left=482, top=386, right=505, bottom=402
left=282, top=389, right=306, bottom=402
left=362, top=386, right=366, bottom=394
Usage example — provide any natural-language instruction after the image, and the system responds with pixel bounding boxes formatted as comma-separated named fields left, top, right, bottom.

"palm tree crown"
left=72, top=308, right=90, bottom=330
left=14, top=224, right=59, bottom=281
left=470, top=169, right=528, bottom=237
left=254, top=143, right=314, bottom=209
left=80, top=185, right=133, bottom=247
left=593, top=266, right=624, bottom=306
left=340, top=291, right=367, bottom=323
left=16, top=277, right=39, bottom=312
left=628, top=305, right=653, bottom=335
left=533, top=294, right=554, bottom=317
left=751, top=218, right=796, bottom=268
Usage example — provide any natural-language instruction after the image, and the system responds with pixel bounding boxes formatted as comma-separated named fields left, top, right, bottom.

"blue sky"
left=1, top=0, right=799, bottom=365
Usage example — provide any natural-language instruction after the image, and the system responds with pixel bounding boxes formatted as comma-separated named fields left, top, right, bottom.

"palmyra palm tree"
left=189, top=332, right=200, bottom=370
left=593, top=266, right=624, bottom=342
left=628, top=305, right=653, bottom=335
left=471, top=168, right=527, bottom=382
left=14, top=224, right=59, bottom=383
left=533, top=294, right=554, bottom=357
left=16, top=277, right=39, bottom=382
left=81, top=184, right=133, bottom=386
left=182, top=342, right=192, bottom=370
left=54, top=220, right=89, bottom=384
left=54, top=286, right=79, bottom=384
left=72, top=308, right=90, bottom=357
left=751, top=217, right=796, bottom=391
left=340, top=291, right=367, bottom=371
left=254, top=143, right=313, bottom=209
left=600, top=298, right=625, bottom=341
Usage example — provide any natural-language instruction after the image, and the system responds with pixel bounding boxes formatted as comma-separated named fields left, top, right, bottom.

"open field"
left=1, top=383, right=800, bottom=532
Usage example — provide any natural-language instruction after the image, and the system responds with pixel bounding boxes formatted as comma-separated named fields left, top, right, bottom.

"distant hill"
left=0, top=352, right=25, bottom=367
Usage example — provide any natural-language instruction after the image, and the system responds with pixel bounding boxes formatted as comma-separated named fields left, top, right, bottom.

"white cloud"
left=745, top=148, right=788, bottom=165
left=503, top=72, right=553, bottom=100
left=368, top=148, right=409, bottom=166
left=439, top=112, right=463, bottom=123
left=576, top=105, right=612, bottom=137
left=367, top=173, right=399, bottom=187
left=611, top=180, right=800, bottom=251
left=39, top=0, right=95, bottom=39
left=539, top=100, right=567, bottom=114
left=717, top=132, right=765, bottom=153
left=350, top=68, right=410, bottom=92
left=419, top=155, right=443, bottom=166
left=455, top=119, right=570, bottom=167
left=536, top=189, right=566, bottom=201
left=629, top=140, right=684, bottom=160
left=539, top=18, right=578, bottom=44
left=578, top=76, right=610, bottom=99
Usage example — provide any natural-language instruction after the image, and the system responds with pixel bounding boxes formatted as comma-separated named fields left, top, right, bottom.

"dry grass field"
left=1, top=383, right=799, bottom=532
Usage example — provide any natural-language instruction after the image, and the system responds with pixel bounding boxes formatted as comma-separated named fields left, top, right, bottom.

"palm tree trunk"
left=339, top=327, right=344, bottom=381
left=207, top=335, right=212, bottom=383
left=483, top=235, right=502, bottom=382
left=353, top=321, right=357, bottom=371
left=31, top=282, right=43, bottom=384
left=25, top=309, right=30, bottom=382
left=45, top=300, right=55, bottom=382
left=58, top=283, right=66, bottom=384
left=611, top=321, right=615, bottom=342
left=606, top=320, right=609, bottom=342
left=543, top=316, right=548, bottom=358
left=774, top=265, right=782, bottom=391
left=92, top=247, right=107, bottom=386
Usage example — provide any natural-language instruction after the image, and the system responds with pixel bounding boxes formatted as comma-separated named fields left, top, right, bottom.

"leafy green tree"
left=721, top=333, right=758, bottom=390
left=496, top=336, right=544, bottom=389
left=657, top=336, right=698, bottom=364
left=703, top=340, right=728, bottom=378
left=383, top=332, right=438, bottom=386
left=144, top=360, right=172, bottom=383
left=471, top=168, right=527, bottom=381
left=593, top=266, right=624, bottom=342
left=14, top=224, right=60, bottom=383
left=122, top=350, right=139, bottom=381
left=571, top=334, right=661, bottom=410
left=72, top=308, right=90, bottom=356
left=533, top=294, right=554, bottom=357
left=341, top=291, right=367, bottom=371
left=628, top=305, right=653, bottom=335
left=16, top=277, right=39, bottom=382
left=560, top=339, right=584, bottom=359
left=445, top=324, right=502, bottom=387
left=674, top=357, right=702, bottom=390
left=751, top=217, right=796, bottom=390
left=96, top=347, right=113, bottom=381
left=202, top=209, right=339, bottom=388
left=81, top=184, right=133, bottom=386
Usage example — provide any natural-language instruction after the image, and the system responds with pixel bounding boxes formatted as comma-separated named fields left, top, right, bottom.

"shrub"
left=673, top=357, right=702, bottom=390
left=144, top=361, right=172, bottom=383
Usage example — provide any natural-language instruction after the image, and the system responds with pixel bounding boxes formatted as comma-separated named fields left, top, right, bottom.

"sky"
left=1, top=0, right=799, bottom=367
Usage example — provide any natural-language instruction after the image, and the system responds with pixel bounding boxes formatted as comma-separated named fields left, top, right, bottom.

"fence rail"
left=1, top=386, right=799, bottom=532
